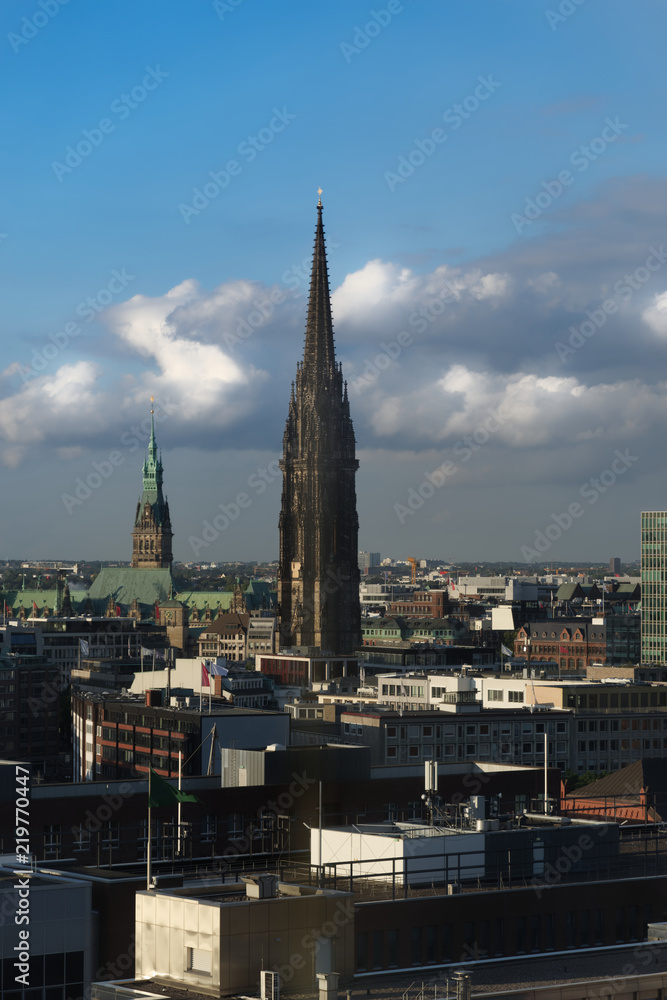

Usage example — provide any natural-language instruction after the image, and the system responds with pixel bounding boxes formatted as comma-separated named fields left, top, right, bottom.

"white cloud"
left=642, top=290, right=667, bottom=337
left=364, top=363, right=667, bottom=450
left=105, top=279, right=257, bottom=418
left=332, top=259, right=512, bottom=331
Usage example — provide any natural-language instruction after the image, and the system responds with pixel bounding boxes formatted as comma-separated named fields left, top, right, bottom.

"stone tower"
left=131, top=401, right=173, bottom=569
left=278, top=197, right=361, bottom=655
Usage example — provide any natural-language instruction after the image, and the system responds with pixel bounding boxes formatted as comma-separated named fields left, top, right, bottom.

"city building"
left=476, top=675, right=667, bottom=773
left=134, top=877, right=355, bottom=995
left=0, top=617, right=156, bottom=685
left=362, top=616, right=468, bottom=646
left=359, top=551, right=381, bottom=573
left=605, top=612, right=641, bottom=665
left=387, top=589, right=452, bottom=618
left=198, top=612, right=250, bottom=661
left=256, top=650, right=359, bottom=687
left=0, top=653, right=60, bottom=776
left=642, top=510, right=667, bottom=663
left=71, top=689, right=289, bottom=781
left=278, top=199, right=361, bottom=655
left=359, top=582, right=411, bottom=614
left=338, top=705, right=571, bottom=770
left=359, top=643, right=495, bottom=675
left=0, top=865, right=93, bottom=1000
left=515, top=619, right=607, bottom=669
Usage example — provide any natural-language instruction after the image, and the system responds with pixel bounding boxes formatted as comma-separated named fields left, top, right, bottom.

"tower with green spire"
left=131, top=400, right=173, bottom=569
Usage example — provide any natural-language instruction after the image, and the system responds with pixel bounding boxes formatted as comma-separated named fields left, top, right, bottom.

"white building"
left=311, top=822, right=485, bottom=885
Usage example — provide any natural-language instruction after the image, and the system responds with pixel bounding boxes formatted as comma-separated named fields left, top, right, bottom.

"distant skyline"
left=1, top=1, right=666, bottom=564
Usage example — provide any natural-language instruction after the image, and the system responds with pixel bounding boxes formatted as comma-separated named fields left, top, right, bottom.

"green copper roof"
left=89, top=567, right=172, bottom=611
left=136, top=405, right=168, bottom=528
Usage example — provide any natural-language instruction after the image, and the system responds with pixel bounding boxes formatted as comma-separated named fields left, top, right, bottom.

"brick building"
left=515, top=619, right=606, bottom=670
left=388, top=589, right=451, bottom=618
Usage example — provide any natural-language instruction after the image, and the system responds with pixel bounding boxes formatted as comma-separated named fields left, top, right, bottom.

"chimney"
left=317, top=973, right=339, bottom=1000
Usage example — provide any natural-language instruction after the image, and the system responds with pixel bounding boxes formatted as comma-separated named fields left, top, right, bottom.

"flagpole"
left=147, top=770, right=152, bottom=891
left=208, top=662, right=211, bottom=715
left=177, top=751, right=182, bottom=855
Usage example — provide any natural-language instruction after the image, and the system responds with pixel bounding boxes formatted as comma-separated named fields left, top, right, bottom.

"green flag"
left=148, top=768, right=199, bottom=807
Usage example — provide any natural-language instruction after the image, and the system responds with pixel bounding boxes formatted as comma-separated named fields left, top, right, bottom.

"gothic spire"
left=301, top=198, right=337, bottom=387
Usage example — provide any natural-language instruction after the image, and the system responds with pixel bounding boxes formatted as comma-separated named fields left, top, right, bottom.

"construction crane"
left=407, top=556, right=418, bottom=585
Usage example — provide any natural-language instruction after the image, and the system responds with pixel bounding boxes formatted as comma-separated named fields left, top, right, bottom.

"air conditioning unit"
left=447, top=882, right=461, bottom=895
left=261, top=971, right=279, bottom=1000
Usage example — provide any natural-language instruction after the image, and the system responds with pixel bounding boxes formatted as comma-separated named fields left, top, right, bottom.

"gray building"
left=0, top=866, right=93, bottom=1000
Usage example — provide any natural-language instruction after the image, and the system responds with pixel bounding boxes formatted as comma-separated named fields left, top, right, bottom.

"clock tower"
left=131, top=401, right=173, bottom=569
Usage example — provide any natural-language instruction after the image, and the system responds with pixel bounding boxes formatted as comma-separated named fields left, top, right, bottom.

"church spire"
left=301, top=197, right=337, bottom=388
left=131, top=399, right=172, bottom=570
left=278, top=198, right=361, bottom=656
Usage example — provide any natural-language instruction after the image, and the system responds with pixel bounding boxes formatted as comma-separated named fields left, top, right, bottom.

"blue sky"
left=1, top=0, right=666, bottom=564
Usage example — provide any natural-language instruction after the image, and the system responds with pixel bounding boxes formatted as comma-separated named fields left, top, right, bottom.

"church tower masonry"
left=278, top=197, right=361, bottom=655
left=131, top=401, right=173, bottom=569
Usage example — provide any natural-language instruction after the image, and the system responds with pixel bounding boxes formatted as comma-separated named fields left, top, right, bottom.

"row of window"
left=384, top=721, right=566, bottom=740
left=578, top=738, right=667, bottom=751
left=577, top=717, right=666, bottom=732
left=42, top=814, right=271, bottom=856
left=355, top=903, right=651, bottom=970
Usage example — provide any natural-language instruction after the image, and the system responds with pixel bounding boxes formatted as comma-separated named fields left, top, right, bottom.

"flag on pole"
left=210, top=662, right=228, bottom=676
left=148, top=768, right=198, bottom=807
left=79, top=639, right=89, bottom=656
left=201, top=661, right=210, bottom=687
left=142, top=646, right=166, bottom=660
left=501, top=644, right=512, bottom=657
left=116, top=604, right=121, bottom=617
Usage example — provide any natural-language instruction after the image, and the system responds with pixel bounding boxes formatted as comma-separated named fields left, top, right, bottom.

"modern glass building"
left=641, top=511, right=667, bottom=662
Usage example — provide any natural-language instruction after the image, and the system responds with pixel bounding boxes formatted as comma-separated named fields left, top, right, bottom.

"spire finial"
left=317, top=187, right=323, bottom=207
left=149, top=396, right=156, bottom=454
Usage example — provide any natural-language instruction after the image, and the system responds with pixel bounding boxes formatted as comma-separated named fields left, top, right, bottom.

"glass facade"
left=641, top=511, right=667, bottom=663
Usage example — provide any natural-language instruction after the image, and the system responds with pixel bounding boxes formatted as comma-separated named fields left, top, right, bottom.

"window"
left=388, top=929, right=399, bottom=968
left=488, top=689, right=504, bottom=701
left=426, top=925, right=437, bottom=963
left=411, top=927, right=422, bottom=965
left=372, top=930, right=383, bottom=969
left=228, top=813, right=244, bottom=837
left=72, top=824, right=90, bottom=851
left=202, top=815, right=217, bottom=843
left=508, top=691, right=524, bottom=703
left=101, top=822, right=119, bottom=850
left=44, top=824, right=61, bottom=856
left=187, top=948, right=211, bottom=974
left=516, top=915, right=526, bottom=953
left=494, top=917, right=504, bottom=956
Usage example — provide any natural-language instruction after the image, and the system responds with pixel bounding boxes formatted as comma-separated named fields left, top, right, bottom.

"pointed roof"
left=301, top=197, right=337, bottom=386
left=136, top=400, right=168, bottom=527
left=566, top=759, right=667, bottom=800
